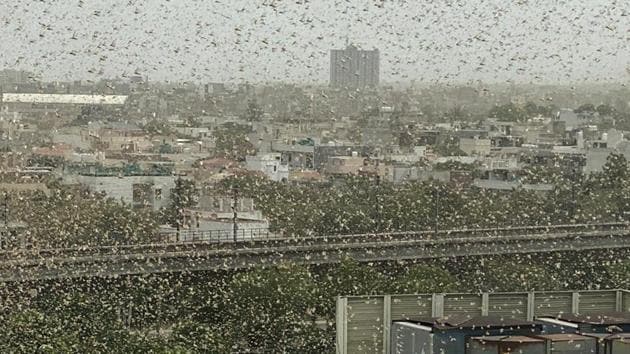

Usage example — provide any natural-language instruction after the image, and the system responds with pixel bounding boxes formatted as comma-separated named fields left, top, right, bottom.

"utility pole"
left=175, top=176, right=182, bottom=237
left=375, top=174, right=381, bottom=233
left=232, top=185, right=238, bottom=243
left=1, top=191, right=8, bottom=249
left=570, top=168, right=577, bottom=222
left=433, top=186, right=440, bottom=234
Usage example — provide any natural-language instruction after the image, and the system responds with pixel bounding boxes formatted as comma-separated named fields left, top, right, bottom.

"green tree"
left=0, top=310, right=74, bottom=353
left=164, top=178, right=198, bottom=228
left=245, top=99, right=264, bottom=122
left=488, top=103, right=527, bottom=122
left=22, top=188, right=158, bottom=248
left=606, top=260, right=630, bottom=289
left=446, top=105, right=466, bottom=122
left=471, top=259, right=562, bottom=292
left=391, top=264, right=459, bottom=294
left=170, top=321, right=230, bottom=353
left=213, top=123, right=256, bottom=161
left=321, top=259, right=388, bottom=299
left=597, top=104, right=615, bottom=117
left=143, top=119, right=172, bottom=136
left=27, top=154, right=64, bottom=168
left=221, top=265, right=330, bottom=353
left=432, top=135, right=465, bottom=156
left=575, top=103, right=596, bottom=114
left=600, top=152, right=629, bottom=189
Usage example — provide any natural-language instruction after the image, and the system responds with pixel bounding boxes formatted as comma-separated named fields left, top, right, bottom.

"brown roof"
left=198, top=157, right=239, bottom=169
left=404, top=315, right=540, bottom=330
left=535, top=333, right=594, bottom=341
left=538, top=312, right=630, bottom=325
left=289, top=170, right=325, bottom=182
left=470, top=335, right=543, bottom=343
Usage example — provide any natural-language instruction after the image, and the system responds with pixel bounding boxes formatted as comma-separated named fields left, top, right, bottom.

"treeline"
left=2, top=250, right=630, bottom=353
left=217, top=152, right=630, bottom=237
left=10, top=185, right=158, bottom=249
left=7, top=152, right=630, bottom=248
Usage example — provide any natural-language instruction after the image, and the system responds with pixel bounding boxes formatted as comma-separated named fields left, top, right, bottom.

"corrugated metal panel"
left=622, top=291, right=630, bottom=312
left=534, top=292, right=572, bottom=317
left=579, top=290, right=618, bottom=314
left=443, top=294, right=482, bottom=316
left=347, top=297, right=384, bottom=354
left=390, top=295, right=433, bottom=320
left=488, top=293, right=529, bottom=319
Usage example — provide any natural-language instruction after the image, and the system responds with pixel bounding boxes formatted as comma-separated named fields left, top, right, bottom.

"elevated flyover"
left=1, top=223, right=629, bottom=282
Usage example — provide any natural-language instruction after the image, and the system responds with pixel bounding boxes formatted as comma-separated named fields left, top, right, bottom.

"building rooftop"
left=2, top=93, right=128, bottom=105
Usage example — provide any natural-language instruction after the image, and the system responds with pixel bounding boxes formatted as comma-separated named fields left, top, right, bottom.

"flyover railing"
left=1, top=222, right=629, bottom=261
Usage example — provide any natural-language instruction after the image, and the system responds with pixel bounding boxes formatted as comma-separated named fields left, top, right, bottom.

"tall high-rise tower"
left=330, top=44, right=379, bottom=88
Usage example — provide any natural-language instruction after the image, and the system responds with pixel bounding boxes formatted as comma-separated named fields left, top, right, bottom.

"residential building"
left=385, top=165, right=449, bottom=184
left=65, top=168, right=177, bottom=210
left=245, top=153, right=289, bottom=182
left=271, top=140, right=314, bottom=169
left=178, top=195, right=270, bottom=239
left=323, top=155, right=366, bottom=175
left=330, top=44, right=379, bottom=88
left=313, top=145, right=374, bottom=171
left=459, top=136, right=492, bottom=156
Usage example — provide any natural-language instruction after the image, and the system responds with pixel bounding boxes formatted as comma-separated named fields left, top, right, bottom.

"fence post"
left=481, top=293, right=489, bottom=316
left=383, top=295, right=391, bottom=354
left=432, top=294, right=444, bottom=318
left=527, top=292, right=535, bottom=321
left=572, top=292, right=580, bottom=314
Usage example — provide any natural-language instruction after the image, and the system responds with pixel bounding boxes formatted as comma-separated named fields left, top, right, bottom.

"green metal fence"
left=336, top=289, right=630, bottom=354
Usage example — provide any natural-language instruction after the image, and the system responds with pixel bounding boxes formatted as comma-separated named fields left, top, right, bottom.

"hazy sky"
left=0, top=0, right=628, bottom=85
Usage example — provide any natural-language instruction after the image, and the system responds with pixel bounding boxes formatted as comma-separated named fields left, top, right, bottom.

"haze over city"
left=0, top=0, right=628, bottom=84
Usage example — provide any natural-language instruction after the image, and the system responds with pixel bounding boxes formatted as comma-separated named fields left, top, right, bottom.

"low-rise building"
left=65, top=170, right=177, bottom=210
left=459, top=137, right=492, bottom=156
left=271, top=140, right=315, bottom=169
left=323, top=155, right=367, bottom=176
left=245, top=153, right=289, bottom=182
